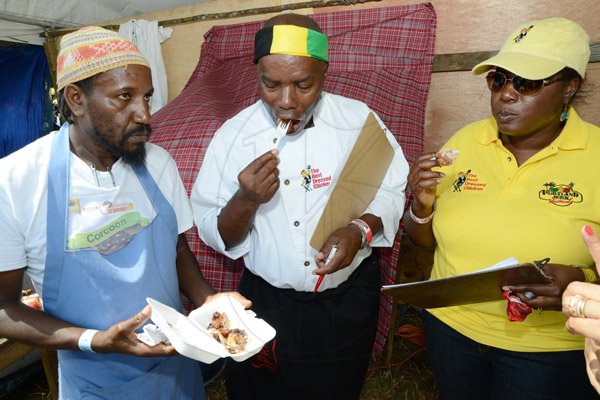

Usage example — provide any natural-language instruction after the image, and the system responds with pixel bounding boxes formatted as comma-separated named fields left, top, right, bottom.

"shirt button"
left=304, top=261, right=310, bottom=267
left=293, top=221, right=300, bottom=227
left=284, top=179, right=290, bottom=185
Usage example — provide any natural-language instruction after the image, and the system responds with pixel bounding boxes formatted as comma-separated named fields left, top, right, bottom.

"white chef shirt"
left=192, top=92, right=408, bottom=292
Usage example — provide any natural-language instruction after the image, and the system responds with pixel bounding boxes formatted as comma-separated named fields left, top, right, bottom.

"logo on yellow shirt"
left=539, top=182, right=583, bottom=206
left=452, top=170, right=487, bottom=192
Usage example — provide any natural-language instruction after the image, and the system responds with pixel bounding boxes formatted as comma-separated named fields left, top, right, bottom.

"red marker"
left=313, top=245, right=337, bottom=293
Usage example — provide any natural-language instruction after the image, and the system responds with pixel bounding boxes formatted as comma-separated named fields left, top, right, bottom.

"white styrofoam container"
left=146, top=296, right=276, bottom=364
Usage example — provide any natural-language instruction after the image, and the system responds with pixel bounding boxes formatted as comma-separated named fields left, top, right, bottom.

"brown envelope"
left=310, top=112, right=394, bottom=250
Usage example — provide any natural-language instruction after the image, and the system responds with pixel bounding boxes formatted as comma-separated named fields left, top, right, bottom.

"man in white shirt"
left=192, top=13, right=408, bottom=400
left=0, top=26, right=247, bottom=399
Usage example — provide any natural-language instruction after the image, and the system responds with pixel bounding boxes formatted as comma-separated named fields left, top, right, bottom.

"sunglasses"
left=485, top=71, right=564, bottom=96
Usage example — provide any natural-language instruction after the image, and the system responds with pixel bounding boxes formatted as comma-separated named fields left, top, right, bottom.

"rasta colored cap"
left=254, top=24, right=328, bottom=64
left=56, top=26, right=150, bottom=91
left=472, top=17, right=590, bottom=79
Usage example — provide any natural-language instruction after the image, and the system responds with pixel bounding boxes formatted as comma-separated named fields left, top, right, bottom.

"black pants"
left=225, top=252, right=381, bottom=400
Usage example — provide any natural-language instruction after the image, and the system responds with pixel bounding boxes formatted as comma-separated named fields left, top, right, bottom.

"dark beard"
left=90, top=125, right=150, bottom=166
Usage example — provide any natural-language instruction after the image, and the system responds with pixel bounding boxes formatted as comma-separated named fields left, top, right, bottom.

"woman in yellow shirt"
left=405, top=18, right=599, bottom=399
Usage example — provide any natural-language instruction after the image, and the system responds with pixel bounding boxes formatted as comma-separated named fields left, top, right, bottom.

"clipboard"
left=381, top=258, right=551, bottom=308
left=310, top=112, right=394, bottom=250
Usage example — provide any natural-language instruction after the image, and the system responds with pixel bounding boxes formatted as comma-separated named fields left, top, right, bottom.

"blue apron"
left=43, top=123, right=205, bottom=400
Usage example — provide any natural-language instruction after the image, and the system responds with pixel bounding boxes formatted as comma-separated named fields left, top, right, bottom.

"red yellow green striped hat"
left=56, top=26, right=150, bottom=91
left=254, top=24, right=328, bottom=64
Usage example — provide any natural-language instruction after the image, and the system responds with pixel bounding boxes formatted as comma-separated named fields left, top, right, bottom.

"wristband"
left=409, top=202, right=435, bottom=224
left=78, top=329, right=98, bottom=353
left=350, top=222, right=367, bottom=249
left=574, top=266, right=598, bottom=283
left=350, top=218, right=373, bottom=247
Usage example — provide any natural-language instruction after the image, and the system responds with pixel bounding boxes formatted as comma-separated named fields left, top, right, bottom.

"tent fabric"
left=150, top=2, right=436, bottom=353
left=0, top=45, right=53, bottom=158
left=0, top=0, right=204, bottom=45
left=119, top=19, right=173, bottom=114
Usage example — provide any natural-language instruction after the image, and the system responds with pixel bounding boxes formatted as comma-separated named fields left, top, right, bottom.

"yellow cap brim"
left=472, top=51, right=566, bottom=80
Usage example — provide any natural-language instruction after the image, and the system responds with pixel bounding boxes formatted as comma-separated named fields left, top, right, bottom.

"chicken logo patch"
left=514, top=25, right=534, bottom=43
left=300, top=165, right=332, bottom=192
left=452, top=170, right=470, bottom=192
left=452, top=170, right=487, bottom=192
left=539, top=182, right=583, bottom=206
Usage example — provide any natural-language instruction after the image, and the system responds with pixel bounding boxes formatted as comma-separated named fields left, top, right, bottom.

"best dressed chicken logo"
left=539, top=182, right=583, bottom=206
left=300, top=165, right=332, bottom=192
left=452, top=170, right=487, bottom=192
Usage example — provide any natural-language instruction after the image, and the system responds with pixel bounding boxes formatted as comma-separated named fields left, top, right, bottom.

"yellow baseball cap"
left=472, top=17, right=590, bottom=79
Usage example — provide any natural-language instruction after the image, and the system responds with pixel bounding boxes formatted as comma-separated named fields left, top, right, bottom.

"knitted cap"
left=56, top=26, right=150, bottom=91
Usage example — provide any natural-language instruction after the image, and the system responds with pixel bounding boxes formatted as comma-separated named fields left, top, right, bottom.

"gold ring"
left=579, top=298, right=588, bottom=318
left=567, top=295, right=579, bottom=316
left=567, top=295, right=587, bottom=318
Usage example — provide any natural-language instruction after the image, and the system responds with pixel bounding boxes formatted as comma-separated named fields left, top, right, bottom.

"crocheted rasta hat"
left=56, top=26, right=150, bottom=91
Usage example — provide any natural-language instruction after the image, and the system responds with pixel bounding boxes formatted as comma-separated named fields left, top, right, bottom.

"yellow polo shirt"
left=429, top=108, right=600, bottom=352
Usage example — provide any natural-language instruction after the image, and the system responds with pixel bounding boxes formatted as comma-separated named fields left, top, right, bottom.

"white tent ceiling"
left=0, top=0, right=206, bottom=45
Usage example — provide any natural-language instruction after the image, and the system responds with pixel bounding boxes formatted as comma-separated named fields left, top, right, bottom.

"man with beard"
left=191, top=14, right=408, bottom=400
left=0, top=26, right=249, bottom=399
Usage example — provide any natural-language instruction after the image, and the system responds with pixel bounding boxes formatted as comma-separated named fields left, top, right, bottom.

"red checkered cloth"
left=150, top=2, right=436, bottom=353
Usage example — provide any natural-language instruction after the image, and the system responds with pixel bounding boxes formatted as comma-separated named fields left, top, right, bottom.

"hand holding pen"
left=313, top=245, right=337, bottom=293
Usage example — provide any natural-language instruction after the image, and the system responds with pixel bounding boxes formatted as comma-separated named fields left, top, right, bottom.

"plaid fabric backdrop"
left=150, top=2, right=436, bottom=353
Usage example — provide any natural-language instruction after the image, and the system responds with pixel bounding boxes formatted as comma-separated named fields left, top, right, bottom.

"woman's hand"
left=562, top=281, right=600, bottom=395
left=403, top=152, right=446, bottom=248
left=560, top=225, right=600, bottom=394
left=408, top=152, right=445, bottom=212
left=562, top=225, right=600, bottom=332
left=503, top=264, right=584, bottom=311
left=563, top=281, right=600, bottom=337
